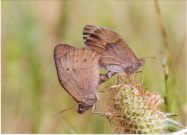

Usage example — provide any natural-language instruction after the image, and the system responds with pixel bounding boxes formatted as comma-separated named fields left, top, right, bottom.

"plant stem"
left=171, top=127, right=187, bottom=135
left=164, top=70, right=169, bottom=112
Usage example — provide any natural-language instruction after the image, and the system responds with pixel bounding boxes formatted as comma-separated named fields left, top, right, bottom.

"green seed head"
left=106, top=74, right=175, bottom=134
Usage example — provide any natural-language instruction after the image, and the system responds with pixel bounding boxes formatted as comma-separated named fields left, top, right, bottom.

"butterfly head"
left=77, top=103, right=93, bottom=114
left=125, top=58, right=145, bottom=74
left=77, top=95, right=97, bottom=114
left=77, top=105, right=86, bottom=114
left=138, top=58, right=145, bottom=67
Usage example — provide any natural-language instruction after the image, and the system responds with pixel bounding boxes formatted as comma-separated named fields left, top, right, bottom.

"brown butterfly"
left=83, top=25, right=145, bottom=80
left=54, top=44, right=100, bottom=113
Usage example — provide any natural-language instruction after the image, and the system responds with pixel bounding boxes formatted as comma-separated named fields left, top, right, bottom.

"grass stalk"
left=154, top=0, right=172, bottom=112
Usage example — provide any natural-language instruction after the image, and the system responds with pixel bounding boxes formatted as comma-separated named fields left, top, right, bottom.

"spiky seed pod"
left=106, top=73, right=175, bottom=134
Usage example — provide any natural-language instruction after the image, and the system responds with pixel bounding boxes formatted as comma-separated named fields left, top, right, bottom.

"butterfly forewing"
left=83, top=25, right=120, bottom=53
left=83, top=25, right=142, bottom=74
left=54, top=44, right=100, bottom=104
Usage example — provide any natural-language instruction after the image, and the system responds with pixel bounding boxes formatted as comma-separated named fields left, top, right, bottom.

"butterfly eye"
left=77, top=106, right=85, bottom=114
left=138, top=59, right=144, bottom=66
left=126, top=66, right=135, bottom=74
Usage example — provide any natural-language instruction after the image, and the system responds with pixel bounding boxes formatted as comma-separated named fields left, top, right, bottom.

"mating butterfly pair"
left=54, top=25, right=144, bottom=113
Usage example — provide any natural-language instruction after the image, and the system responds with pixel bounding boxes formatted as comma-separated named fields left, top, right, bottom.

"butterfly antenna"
left=53, top=106, right=76, bottom=117
left=143, top=56, right=156, bottom=60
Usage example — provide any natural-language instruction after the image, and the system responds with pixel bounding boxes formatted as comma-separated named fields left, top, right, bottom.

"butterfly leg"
left=107, top=71, right=116, bottom=78
left=99, top=71, right=116, bottom=84
left=92, top=104, right=114, bottom=121
left=91, top=104, right=106, bottom=116
left=135, top=70, right=143, bottom=73
left=99, top=74, right=109, bottom=84
left=131, top=72, right=136, bottom=86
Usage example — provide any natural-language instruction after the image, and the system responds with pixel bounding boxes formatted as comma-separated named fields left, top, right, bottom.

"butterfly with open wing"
left=54, top=44, right=101, bottom=113
left=83, top=25, right=145, bottom=82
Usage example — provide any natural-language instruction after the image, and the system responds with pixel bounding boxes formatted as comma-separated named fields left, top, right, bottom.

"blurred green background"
left=2, top=0, right=186, bottom=133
